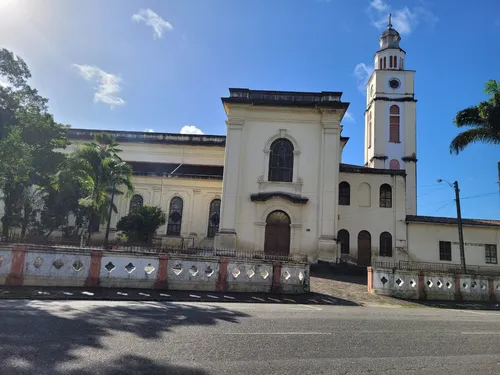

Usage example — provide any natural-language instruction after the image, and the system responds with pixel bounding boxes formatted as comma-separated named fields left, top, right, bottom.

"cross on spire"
left=388, top=13, right=392, bottom=28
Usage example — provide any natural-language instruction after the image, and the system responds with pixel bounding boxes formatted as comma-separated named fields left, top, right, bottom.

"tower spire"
left=388, top=13, right=392, bottom=29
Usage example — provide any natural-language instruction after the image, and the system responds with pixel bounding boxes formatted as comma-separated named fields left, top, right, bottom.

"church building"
left=10, top=19, right=500, bottom=268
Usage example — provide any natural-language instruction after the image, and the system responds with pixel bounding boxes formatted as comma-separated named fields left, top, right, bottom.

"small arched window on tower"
left=379, top=184, right=392, bottom=208
left=379, top=58, right=382, bottom=69
left=383, top=56, right=387, bottom=69
left=389, top=56, right=393, bottom=69
left=393, top=56, right=397, bottom=69
left=389, top=159, right=400, bottom=170
left=368, top=111, right=372, bottom=148
left=389, top=105, right=400, bottom=143
left=268, top=138, right=294, bottom=182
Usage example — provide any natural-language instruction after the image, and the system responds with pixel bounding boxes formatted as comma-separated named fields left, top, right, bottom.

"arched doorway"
left=357, top=230, right=372, bottom=266
left=264, top=210, right=291, bottom=256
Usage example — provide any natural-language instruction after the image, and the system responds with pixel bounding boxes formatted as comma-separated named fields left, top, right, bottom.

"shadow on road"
left=0, top=300, right=248, bottom=374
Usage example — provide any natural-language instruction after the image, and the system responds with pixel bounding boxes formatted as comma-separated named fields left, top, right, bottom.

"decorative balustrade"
left=0, top=244, right=310, bottom=294
left=369, top=266, right=500, bottom=302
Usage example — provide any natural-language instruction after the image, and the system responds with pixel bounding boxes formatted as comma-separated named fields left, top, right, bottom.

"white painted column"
left=217, top=118, right=244, bottom=249
left=318, top=110, right=341, bottom=262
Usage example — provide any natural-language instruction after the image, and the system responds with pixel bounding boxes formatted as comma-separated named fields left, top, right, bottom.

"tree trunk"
left=103, top=187, right=115, bottom=249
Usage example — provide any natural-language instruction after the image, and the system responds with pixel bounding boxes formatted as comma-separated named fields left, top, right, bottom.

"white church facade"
left=4, top=20, right=500, bottom=268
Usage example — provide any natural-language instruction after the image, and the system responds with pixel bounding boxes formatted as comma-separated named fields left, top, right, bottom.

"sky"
left=1, top=0, right=499, bottom=220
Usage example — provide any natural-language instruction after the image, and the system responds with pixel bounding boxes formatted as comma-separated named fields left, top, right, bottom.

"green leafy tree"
left=0, top=48, right=69, bottom=238
left=116, top=206, right=166, bottom=246
left=450, top=80, right=500, bottom=154
left=69, top=133, right=134, bottom=245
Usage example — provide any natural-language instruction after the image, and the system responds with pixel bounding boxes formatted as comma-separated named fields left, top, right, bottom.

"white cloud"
left=0, top=76, right=11, bottom=88
left=368, top=0, right=437, bottom=35
left=73, top=64, right=125, bottom=108
left=132, top=8, right=173, bottom=39
left=370, top=0, right=388, bottom=12
left=145, top=128, right=155, bottom=133
left=354, top=63, right=374, bottom=93
left=343, top=111, right=355, bottom=123
left=180, top=125, right=204, bottom=135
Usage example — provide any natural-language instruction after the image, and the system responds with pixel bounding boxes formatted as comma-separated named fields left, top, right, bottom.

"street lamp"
left=437, top=178, right=467, bottom=273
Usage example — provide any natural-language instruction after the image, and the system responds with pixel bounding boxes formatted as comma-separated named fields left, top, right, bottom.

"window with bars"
left=439, top=241, right=452, bottom=261
left=379, top=184, right=392, bottom=208
left=339, top=181, right=351, bottom=206
left=379, top=232, right=393, bottom=257
left=389, top=105, right=400, bottom=143
left=129, top=194, right=143, bottom=212
left=485, top=244, right=498, bottom=264
left=207, top=199, right=221, bottom=238
left=167, top=196, right=183, bottom=236
left=268, top=138, right=294, bottom=182
left=337, top=229, right=350, bottom=254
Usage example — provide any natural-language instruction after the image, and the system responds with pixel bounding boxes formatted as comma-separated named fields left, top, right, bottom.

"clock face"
left=389, top=78, right=400, bottom=89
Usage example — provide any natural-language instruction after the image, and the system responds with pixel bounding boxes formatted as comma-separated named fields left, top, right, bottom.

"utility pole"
left=453, top=181, right=467, bottom=273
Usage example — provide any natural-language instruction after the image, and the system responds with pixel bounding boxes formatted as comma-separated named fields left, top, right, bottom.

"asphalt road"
left=1, top=301, right=500, bottom=375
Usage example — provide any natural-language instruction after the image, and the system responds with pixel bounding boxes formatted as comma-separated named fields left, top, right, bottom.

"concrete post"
left=271, top=262, right=282, bottom=293
left=6, top=244, right=27, bottom=286
left=155, top=254, right=169, bottom=290
left=85, top=250, right=103, bottom=287
left=454, top=273, right=463, bottom=301
left=216, top=257, right=229, bottom=292
left=367, top=267, right=373, bottom=293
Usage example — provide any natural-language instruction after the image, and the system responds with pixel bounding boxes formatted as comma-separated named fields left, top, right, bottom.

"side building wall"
left=337, top=169, right=408, bottom=263
left=407, top=222, right=500, bottom=268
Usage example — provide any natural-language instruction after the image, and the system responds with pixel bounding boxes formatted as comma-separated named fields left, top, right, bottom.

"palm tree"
left=69, top=133, right=133, bottom=245
left=450, top=80, right=500, bottom=154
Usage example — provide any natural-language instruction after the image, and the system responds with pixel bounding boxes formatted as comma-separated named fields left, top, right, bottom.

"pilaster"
left=217, top=117, right=245, bottom=249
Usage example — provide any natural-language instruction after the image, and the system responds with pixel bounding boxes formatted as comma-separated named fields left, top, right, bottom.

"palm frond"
left=449, top=128, right=500, bottom=154
left=453, top=106, right=486, bottom=128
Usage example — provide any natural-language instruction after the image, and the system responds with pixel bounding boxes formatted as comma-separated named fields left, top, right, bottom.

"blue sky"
left=1, top=0, right=500, bottom=220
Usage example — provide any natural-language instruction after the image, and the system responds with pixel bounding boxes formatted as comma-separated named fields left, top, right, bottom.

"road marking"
left=189, top=294, right=201, bottom=299
left=159, top=293, right=170, bottom=297
left=224, top=332, right=331, bottom=335
left=207, top=295, right=219, bottom=299
left=300, top=304, right=322, bottom=311
left=283, top=298, right=296, bottom=303
left=252, top=297, right=266, bottom=302
left=461, top=332, right=500, bottom=335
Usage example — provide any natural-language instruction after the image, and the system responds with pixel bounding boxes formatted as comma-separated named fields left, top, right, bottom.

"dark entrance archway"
left=357, top=230, right=372, bottom=267
left=264, top=210, right=291, bottom=256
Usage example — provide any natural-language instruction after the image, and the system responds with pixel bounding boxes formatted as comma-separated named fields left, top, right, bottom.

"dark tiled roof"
left=222, top=88, right=350, bottom=110
left=406, top=215, right=500, bottom=228
left=68, top=128, right=225, bottom=147
left=340, top=163, right=406, bottom=176
left=128, top=162, right=223, bottom=180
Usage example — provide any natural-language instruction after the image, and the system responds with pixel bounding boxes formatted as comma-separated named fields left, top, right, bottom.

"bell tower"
left=364, top=14, right=417, bottom=215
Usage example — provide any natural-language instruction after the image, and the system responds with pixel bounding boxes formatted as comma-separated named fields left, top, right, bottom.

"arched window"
left=207, top=199, right=221, bottom=238
left=167, top=197, right=183, bottom=236
left=380, top=232, right=393, bottom=257
left=389, top=105, right=400, bottom=143
left=383, top=56, right=387, bottom=69
left=379, top=184, right=392, bottom=208
left=339, top=181, right=351, bottom=205
left=129, top=194, right=143, bottom=212
left=337, top=229, right=350, bottom=255
left=389, top=159, right=400, bottom=170
left=368, top=111, right=372, bottom=148
left=268, top=138, right=294, bottom=182
left=379, top=58, right=382, bottom=69
left=358, top=182, right=371, bottom=207
left=393, top=56, right=397, bottom=69
left=389, top=55, right=393, bottom=68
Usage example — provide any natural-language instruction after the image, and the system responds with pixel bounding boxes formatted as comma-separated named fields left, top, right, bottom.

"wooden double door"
left=264, top=210, right=291, bottom=256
